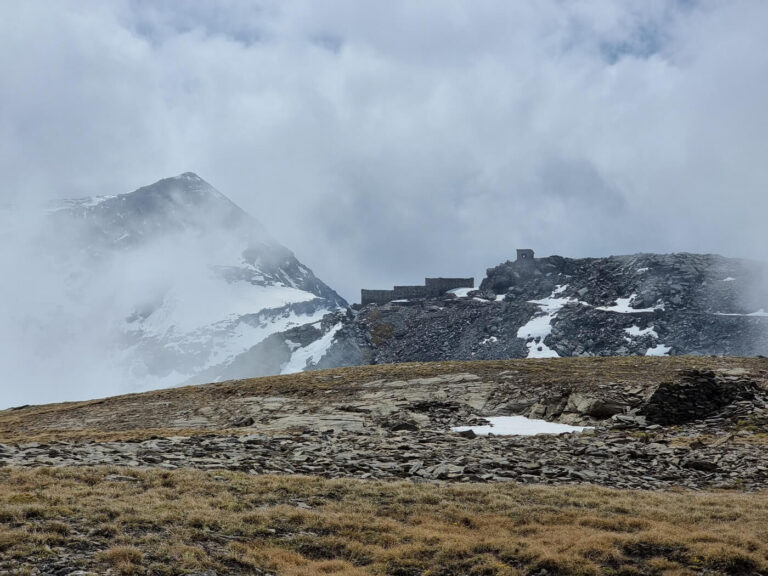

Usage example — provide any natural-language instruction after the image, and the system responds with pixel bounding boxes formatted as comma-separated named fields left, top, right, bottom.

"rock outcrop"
left=641, top=369, right=758, bottom=424
left=3, top=364, right=767, bottom=491
left=296, top=252, right=768, bottom=369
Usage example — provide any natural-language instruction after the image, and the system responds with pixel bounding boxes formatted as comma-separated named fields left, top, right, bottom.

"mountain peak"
left=169, top=172, right=210, bottom=187
left=141, top=172, right=215, bottom=195
left=38, top=173, right=348, bottom=392
left=47, top=172, right=265, bottom=251
left=127, top=172, right=243, bottom=219
left=177, top=172, right=203, bottom=180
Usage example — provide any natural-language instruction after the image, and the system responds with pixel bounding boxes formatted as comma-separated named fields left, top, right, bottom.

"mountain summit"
left=50, top=172, right=268, bottom=251
left=45, top=173, right=347, bottom=390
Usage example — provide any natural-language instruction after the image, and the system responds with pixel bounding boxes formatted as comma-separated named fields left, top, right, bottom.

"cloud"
left=1, top=1, right=767, bottom=303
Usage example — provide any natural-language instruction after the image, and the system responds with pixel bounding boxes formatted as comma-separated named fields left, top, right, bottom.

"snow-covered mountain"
left=45, top=172, right=346, bottom=390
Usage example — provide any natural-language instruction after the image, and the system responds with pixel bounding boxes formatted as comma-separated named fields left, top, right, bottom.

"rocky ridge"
left=291, top=252, right=768, bottom=369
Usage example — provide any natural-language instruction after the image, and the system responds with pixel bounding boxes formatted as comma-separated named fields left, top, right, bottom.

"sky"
left=2, top=1, right=768, bottom=302
left=1, top=1, right=768, bottom=408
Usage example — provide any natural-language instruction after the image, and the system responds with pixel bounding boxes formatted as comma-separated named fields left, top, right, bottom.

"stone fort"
left=516, top=248, right=534, bottom=262
left=361, top=277, right=475, bottom=306
left=360, top=250, right=533, bottom=306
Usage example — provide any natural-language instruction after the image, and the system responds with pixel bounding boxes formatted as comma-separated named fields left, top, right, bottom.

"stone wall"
left=641, top=369, right=758, bottom=424
left=361, top=289, right=397, bottom=306
left=394, top=285, right=429, bottom=299
left=361, top=277, right=475, bottom=305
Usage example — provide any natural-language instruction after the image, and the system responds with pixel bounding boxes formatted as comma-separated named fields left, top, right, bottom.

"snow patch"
left=597, top=294, right=663, bottom=314
left=452, top=416, right=592, bottom=436
left=140, top=282, right=317, bottom=335
left=447, top=287, right=474, bottom=298
left=624, top=325, right=659, bottom=339
left=715, top=309, right=768, bottom=317
left=646, top=344, right=672, bottom=356
left=284, top=340, right=302, bottom=352
left=722, top=277, right=736, bottom=282
left=480, top=336, right=498, bottom=345
left=281, top=323, right=342, bottom=374
left=124, top=305, right=332, bottom=383
left=517, top=285, right=580, bottom=359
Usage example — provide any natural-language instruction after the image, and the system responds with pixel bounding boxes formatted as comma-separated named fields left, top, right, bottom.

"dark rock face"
left=304, top=252, right=768, bottom=367
left=355, top=298, right=532, bottom=363
left=642, top=369, right=758, bottom=424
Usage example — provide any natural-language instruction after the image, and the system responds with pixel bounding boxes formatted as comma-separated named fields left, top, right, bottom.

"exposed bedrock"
left=3, top=367, right=767, bottom=490
left=295, top=252, right=768, bottom=368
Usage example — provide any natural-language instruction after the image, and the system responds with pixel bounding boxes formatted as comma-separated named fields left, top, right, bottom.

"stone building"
left=516, top=249, right=534, bottom=262
left=361, top=277, right=474, bottom=306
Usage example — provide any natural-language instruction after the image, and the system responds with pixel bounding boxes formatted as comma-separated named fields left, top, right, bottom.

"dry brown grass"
left=2, top=356, right=766, bottom=443
left=97, top=545, right=145, bottom=574
left=1, top=466, right=767, bottom=575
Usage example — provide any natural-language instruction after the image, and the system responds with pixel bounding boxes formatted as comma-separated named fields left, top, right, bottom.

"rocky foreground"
left=3, top=358, right=768, bottom=575
left=2, top=358, right=767, bottom=492
left=2, top=418, right=766, bottom=492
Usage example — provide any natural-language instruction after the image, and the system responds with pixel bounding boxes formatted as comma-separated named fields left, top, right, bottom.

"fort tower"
left=516, top=249, right=534, bottom=262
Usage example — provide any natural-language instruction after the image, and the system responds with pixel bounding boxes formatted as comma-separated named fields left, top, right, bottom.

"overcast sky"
left=2, top=1, right=768, bottom=302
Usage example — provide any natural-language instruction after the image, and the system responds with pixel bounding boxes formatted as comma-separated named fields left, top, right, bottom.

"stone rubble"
left=2, top=370, right=767, bottom=492
left=1, top=424, right=766, bottom=491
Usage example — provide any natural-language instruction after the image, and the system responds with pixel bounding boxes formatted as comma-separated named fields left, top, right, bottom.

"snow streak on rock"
left=517, top=285, right=577, bottom=358
left=281, top=322, right=343, bottom=374
left=597, top=294, right=664, bottom=313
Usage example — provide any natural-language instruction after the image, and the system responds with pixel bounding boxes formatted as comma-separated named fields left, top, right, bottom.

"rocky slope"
left=2, top=357, right=767, bottom=491
left=43, top=173, right=346, bottom=391
left=4, top=357, right=767, bottom=574
left=293, top=252, right=768, bottom=368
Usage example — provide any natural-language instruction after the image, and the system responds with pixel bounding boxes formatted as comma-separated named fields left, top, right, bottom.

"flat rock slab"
left=1, top=424, right=767, bottom=491
left=2, top=362, right=767, bottom=492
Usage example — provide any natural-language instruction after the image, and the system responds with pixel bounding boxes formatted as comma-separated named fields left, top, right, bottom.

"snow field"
left=452, top=415, right=592, bottom=436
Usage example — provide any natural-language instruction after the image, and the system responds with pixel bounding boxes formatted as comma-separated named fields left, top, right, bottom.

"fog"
left=0, top=199, right=257, bottom=407
left=2, top=1, right=768, bottom=407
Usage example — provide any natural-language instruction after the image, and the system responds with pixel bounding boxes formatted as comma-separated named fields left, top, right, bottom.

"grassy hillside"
left=2, top=467, right=767, bottom=575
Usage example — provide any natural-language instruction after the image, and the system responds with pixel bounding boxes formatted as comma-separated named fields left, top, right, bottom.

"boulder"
left=230, top=416, right=255, bottom=427
left=565, top=393, right=625, bottom=418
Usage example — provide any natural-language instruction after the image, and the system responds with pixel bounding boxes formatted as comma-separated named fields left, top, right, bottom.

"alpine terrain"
left=282, top=251, right=768, bottom=369
left=44, top=173, right=346, bottom=390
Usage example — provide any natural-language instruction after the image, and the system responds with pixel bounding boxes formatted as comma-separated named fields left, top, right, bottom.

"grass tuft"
left=1, top=467, right=767, bottom=574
